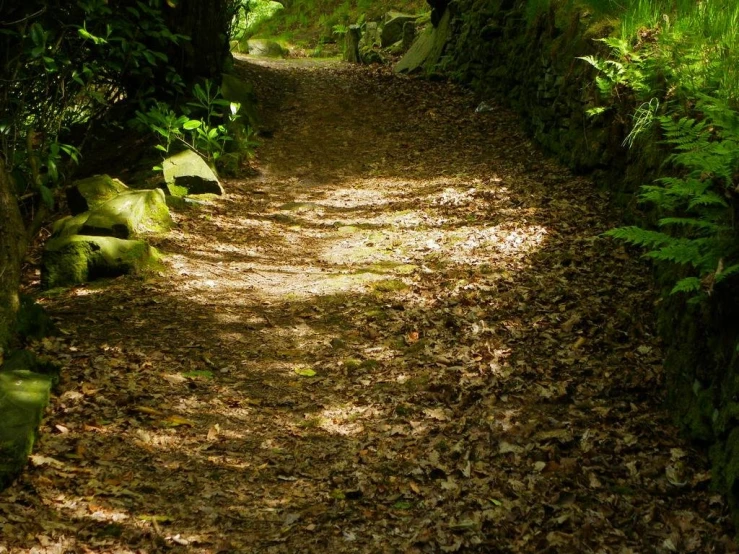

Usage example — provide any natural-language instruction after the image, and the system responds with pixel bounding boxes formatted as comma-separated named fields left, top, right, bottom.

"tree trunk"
left=0, top=160, right=26, bottom=354
left=165, top=0, right=234, bottom=84
left=426, top=0, right=450, bottom=26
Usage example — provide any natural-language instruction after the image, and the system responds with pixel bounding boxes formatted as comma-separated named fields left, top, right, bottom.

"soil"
left=0, top=57, right=735, bottom=553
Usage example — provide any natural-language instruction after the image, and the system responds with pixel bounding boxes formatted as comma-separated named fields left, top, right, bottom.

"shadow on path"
left=0, top=58, right=733, bottom=553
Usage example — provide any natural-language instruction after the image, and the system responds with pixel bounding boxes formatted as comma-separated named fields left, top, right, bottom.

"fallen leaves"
left=1, top=57, right=734, bottom=554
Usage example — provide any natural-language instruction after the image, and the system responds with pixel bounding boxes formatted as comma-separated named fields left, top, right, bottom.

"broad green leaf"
left=294, top=367, right=316, bottom=377
left=183, top=119, right=202, bottom=130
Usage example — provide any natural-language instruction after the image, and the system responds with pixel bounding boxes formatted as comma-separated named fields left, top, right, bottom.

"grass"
left=240, top=0, right=428, bottom=48
left=529, top=0, right=739, bottom=106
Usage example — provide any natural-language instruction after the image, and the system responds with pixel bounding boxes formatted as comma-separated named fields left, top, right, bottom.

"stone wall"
left=438, top=0, right=739, bottom=514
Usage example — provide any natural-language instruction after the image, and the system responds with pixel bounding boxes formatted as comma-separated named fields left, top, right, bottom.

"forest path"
left=1, top=58, right=734, bottom=553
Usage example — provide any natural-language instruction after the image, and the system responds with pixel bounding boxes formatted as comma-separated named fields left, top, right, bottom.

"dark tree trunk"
left=0, top=160, right=26, bottom=353
left=426, top=0, right=450, bottom=26
left=164, top=0, right=235, bottom=84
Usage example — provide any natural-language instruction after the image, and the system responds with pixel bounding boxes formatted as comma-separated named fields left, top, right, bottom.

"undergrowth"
left=240, top=0, right=427, bottom=47
left=550, top=0, right=739, bottom=301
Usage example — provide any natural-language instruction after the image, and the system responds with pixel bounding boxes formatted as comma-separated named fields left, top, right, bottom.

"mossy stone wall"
left=441, top=0, right=739, bottom=515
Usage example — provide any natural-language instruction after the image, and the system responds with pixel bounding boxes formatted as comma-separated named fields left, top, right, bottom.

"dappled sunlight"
left=3, top=57, right=729, bottom=554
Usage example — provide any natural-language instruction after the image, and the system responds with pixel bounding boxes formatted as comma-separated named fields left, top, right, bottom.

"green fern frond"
left=578, top=55, right=604, bottom=71
left=658, top=217, right=723, bottom=232
left=688, top=192, right=728, bottom=209
left=670, top=277, right=702, bottom=294
left=716, top=264, right=739, bottom=283
left=603, top=226, right=673, bottom=248
left=646, top=241, right=703, bottom=265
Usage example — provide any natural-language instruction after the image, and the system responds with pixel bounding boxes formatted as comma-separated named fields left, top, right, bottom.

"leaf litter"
left=0, top=57, right=735, bottom=552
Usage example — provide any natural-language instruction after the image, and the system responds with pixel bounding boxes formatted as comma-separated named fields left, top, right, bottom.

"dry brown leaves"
left=0, top=58, right=734, bottom=553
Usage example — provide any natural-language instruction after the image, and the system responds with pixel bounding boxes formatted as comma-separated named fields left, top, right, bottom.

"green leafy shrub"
left=232, top=0, right=285, bottom=40
left=134, top=80, right=249, bottom=165
left=606, top=99, right=739, bottom=298
left=569, top=0, right=739, bottom=299
left=0, top=0, right=187, bottom=214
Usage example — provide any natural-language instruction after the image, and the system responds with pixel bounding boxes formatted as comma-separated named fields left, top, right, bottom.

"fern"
left=671, top=277, right=702, bottom=295
left=603, top=227, right=673, bottom=248
left=607, top=100, right=739, bottom=297
left=657, top=217, right=724, bottom=232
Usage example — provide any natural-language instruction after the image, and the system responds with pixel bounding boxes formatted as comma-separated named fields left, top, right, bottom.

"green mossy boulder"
left=162, top=150, right=224, bottom=196
left=246, top=39, right=286, bottom=58
left=394, top=9, right=451, bottom=74
left=53, top=190, right=172, bottom=239
left=42, top=235, right=160, bottom=289
left=344, top=25, right=362, bottom=63
left=66, top=175, right=128, bottom=215
left=0, top=350, right=58, bottom=490
left=381, top=12, right=417, bottom=47
left=81, top=189, right=172, bottom=238
left=360, top=46, right=384, bottom=65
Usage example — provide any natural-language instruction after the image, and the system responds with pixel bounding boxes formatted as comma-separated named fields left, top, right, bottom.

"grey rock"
left=381, top=12, right=417, bottom=47
left=66, top=175, right=128, bottom=215
left=162, top=150, right=224, bottom=196
left=246, top=39, right=286, bottom=58
left=344, top=25, right=361, bottom=63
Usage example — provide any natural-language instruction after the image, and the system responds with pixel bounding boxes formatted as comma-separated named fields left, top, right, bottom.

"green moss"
left=42, top=235, right=161, bottom=289
left=279, top=201, right=321, bottom=211
left=373, top=279, right=409, bottom=293
left=0, top=350, right=59, bottom=490
left=67, top=174, right=128, bottom=215
left=365, top=308, right=388, bottom=320
left=166, top=183, right=190, bottom=198
left=51, top=213, right=90, bottom=238
left=344, top=358, right=362, bottom=371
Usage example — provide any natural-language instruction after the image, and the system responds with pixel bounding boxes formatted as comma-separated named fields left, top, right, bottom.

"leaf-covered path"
left=1, top=58, right=735, bottom=553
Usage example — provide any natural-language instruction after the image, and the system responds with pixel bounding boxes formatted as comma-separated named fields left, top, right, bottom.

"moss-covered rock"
left=162, top=150, right=224, bottom=196
left=53, top=189, right=172, bottom=240
left=66, top=174, right=128, bottom=215
left=42, top=235, right=161, bottom=289
left=0, top=350, right=58, bottom=490
left=360, top=46, right=385, bottom=65
left=246, top=39, right=286, bottom=58
left=394, top=8, right=451, bottom=74
left=81, top=189, right=172, bottom=238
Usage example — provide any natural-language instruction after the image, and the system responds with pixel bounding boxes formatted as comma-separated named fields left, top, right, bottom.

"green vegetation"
left=531, top=0, right=739, bottom=301
left=238, top=0, right=427, bottom=48
left=133, top=79, right=249, bottom=167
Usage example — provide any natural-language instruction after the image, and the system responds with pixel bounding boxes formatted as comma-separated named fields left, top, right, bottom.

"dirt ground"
left=0, top=57, right=735, bottom=553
